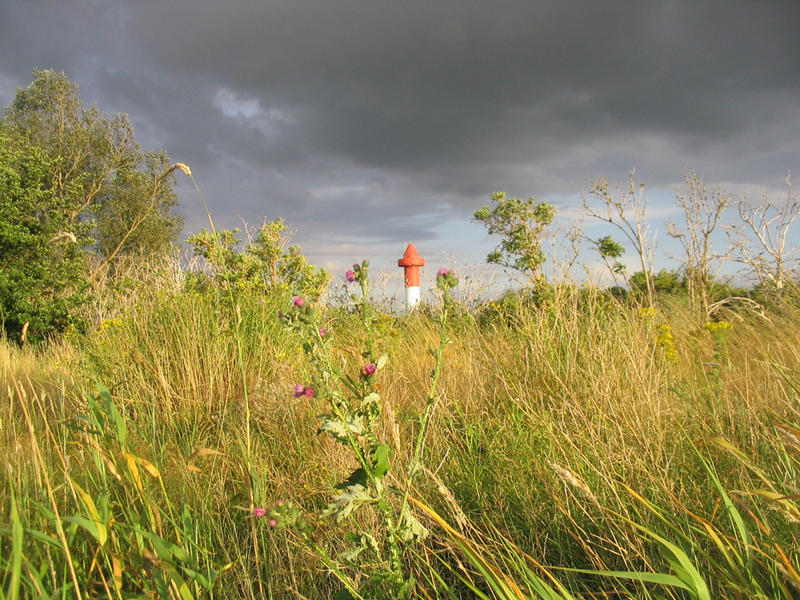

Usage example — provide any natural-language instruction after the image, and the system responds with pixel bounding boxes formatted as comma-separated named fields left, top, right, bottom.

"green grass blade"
left=564, top=567, right=693, bottom=593
left=7, top=488, right=22, bottom=600
left=627, top=521, right=711, bottom=600
left=692, top=442, right=753, bottom=569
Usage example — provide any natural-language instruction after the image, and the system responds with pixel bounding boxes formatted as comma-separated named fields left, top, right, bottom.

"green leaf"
left=338, top=545, right=365, bottom=563
left=398, top=504, right=429, bottom=543
left=335, top=468, right=368, bottom=491
left=339, top=533, right=378, bottom=564
left=61, top=516, right=102, bottom=545
left=140, top=530, right=192, bottom=564
left=69, top=478, right=107, bottom=546
left=361, top=392, right=381, bottom=409
left=566, top=567, right=694, bottom=594
left=320, top=484, right=375, bottom=522
left=318, top=414, right=364, bottom=443
left=0, top=526, right=59, bottom=549
left=98, top=384, right=126, bottom=447
left=371, top=444, right=391, bottom=478
left=7, top=488, right=22, bottom=600
left=627, top=522, right=711, bottom=600
left=694, top=442, right=753, bottom=570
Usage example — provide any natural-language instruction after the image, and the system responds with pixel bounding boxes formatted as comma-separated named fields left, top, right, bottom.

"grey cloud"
left=2, top=0, right=799, bottom=274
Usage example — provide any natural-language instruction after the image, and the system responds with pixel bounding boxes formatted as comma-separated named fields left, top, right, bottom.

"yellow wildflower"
left=655, top=323, right=678, bottom=362
left=704, top=321, right=733, bottom=334
left=637, top=306, right=658, bottom=319
left=97, top=318, right=123, bottom=334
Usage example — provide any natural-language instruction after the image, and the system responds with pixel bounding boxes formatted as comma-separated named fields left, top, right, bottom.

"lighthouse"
left=398, top=243, right=426, bottom=309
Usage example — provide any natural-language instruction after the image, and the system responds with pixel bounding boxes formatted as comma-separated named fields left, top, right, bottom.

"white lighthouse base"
left=406, top=286, right=421, bottom=309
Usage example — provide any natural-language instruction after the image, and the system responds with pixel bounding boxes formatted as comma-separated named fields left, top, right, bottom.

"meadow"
left=2, top=249, right=799, bottom=599
left=3, top=70, right=798, bottom=598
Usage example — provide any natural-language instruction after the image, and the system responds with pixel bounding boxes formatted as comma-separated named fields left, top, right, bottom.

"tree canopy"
left=473, top=191, right=555, bottom=281
left=2, top=69, right=183, bottom=262
left=0, top=70, right=183, bottom=342
left=0, top=134, right=90, bottom=341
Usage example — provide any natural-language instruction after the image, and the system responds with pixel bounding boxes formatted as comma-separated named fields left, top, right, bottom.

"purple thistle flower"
left=292, top=296, right=304, bottom=307
left=294, top=384, right=305, bottom=398
left=362, top=363, right=377, bottom=376
left=438, top=267, right=450, bottom=277
left=269, top=518, right=278, bottom=528
left=319, top=327, right=327, bottom=337
left=345, top=270, right=356, bottom=283
left=253, top=507, right=267, bottom=517
left=304, top=386, right=314, bottom=398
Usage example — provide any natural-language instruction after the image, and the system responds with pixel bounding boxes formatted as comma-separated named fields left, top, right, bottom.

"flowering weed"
left=274, top=259, right=458, bottom=598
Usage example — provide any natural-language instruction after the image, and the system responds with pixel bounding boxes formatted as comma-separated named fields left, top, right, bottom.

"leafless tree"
left=583, top=170, right=657, bottom=306
left=729, top=172, right=800, bottom=294
left=548, top=219, right=585, bottom=284
left=666, top=172, right=731, bottom=320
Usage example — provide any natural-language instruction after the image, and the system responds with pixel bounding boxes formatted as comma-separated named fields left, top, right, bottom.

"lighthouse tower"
left=397, top=243, right=426, bottom=309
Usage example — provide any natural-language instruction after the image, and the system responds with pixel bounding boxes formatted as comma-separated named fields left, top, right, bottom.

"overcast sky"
left=1, top=0, right=799, bottom=292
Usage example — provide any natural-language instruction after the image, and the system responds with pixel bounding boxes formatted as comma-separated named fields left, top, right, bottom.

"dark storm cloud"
left=2, top=0, right=799, bottom=270
left=127, top=2, right=800, bottom=150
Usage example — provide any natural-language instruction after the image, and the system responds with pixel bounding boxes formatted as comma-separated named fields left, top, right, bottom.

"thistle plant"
left=275, top=260, right=457, bottom=599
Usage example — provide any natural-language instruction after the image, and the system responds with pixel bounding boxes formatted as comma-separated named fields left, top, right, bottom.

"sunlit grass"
left=2, top=269, right=799, bottom=598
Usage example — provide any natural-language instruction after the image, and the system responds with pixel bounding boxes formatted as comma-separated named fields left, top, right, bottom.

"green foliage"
left=589, top=235, right=629, bottom=292
left=2, top=69, right=182, bottom=263
left=474, top=192, right=555, bottom=280
left=186, top=219, right=330, bottom=299
left=93, top=150, right=182, bottom=260
left=0, top=69, right=183, bottom=341
left=597, top=235, right=624, bottom=259
left=0, top=134, right=90, bottom=341
left=630, top=269, right=684, bottom=297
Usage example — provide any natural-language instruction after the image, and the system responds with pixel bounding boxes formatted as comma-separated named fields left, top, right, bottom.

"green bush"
left=187, top=219, right=330, bottom=300
left=0, top=134, right=90, bottom=342
left=0, top=69, right=183, bottom=342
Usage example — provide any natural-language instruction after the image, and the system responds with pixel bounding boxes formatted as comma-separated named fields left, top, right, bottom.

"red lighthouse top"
left=398, top=243, right=426, bottom=287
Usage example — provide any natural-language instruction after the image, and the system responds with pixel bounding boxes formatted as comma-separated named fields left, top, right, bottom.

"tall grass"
left=2, top=267, right=799, bottom=598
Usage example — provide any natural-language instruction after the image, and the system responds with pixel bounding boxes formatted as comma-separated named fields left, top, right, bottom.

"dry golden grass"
left=2, top=280, right=799, bottom=597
